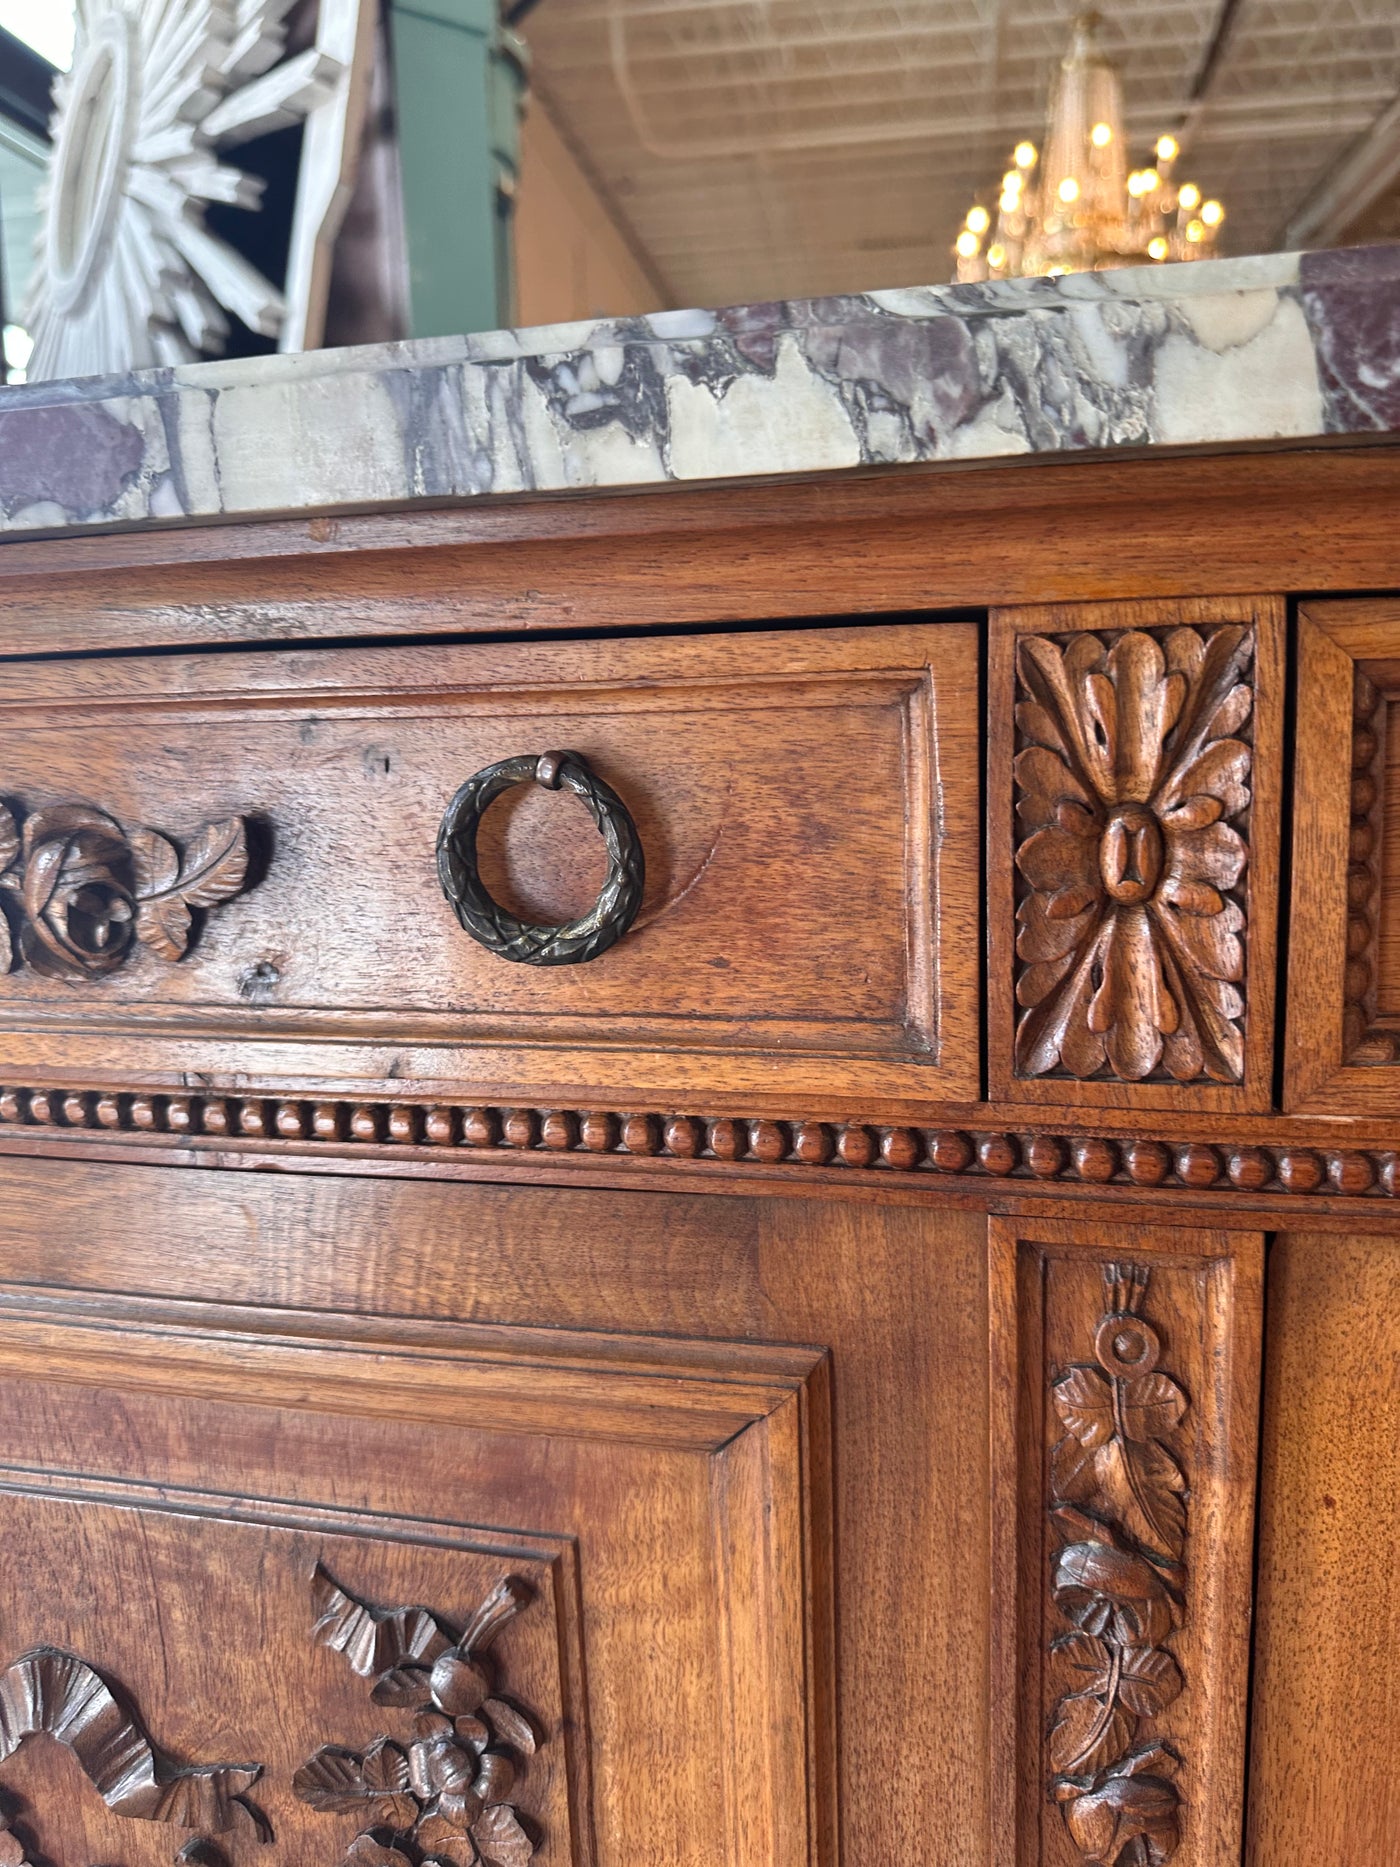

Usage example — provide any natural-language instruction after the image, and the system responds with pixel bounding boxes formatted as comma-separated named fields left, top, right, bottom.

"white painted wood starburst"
left=25, top=0, right=372, bottom=381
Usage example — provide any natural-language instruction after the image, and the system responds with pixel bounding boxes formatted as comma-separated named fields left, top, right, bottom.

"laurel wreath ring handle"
left=436, top=751, right=645, bottom=965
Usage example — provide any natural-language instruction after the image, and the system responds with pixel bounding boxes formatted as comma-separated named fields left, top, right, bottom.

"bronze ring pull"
left=436, top=750, right=645, bottom=965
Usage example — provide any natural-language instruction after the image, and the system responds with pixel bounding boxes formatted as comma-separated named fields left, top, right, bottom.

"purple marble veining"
left=0, top=401, right=147, bottom=520
left=0, top=243, right=1395, bottom=536
left=1299, top=245, right=1400, bottom=433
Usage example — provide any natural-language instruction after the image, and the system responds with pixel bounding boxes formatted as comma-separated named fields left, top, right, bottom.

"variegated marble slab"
left=0, top=243, right=1396, bottom=535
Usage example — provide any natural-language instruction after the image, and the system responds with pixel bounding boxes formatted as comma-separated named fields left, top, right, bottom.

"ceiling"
left=520, top=0, right=1400, bottom=307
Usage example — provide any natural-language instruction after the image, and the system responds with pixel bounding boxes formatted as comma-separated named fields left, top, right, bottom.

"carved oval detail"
left=1098, top=805, right=1164, bottom=906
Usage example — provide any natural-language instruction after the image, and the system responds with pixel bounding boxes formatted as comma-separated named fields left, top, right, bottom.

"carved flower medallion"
left=1013, top=625, right=1254, bottom=1082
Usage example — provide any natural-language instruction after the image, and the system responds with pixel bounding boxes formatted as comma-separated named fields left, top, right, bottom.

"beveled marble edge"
left=0, top=243, right=1396, bottom=536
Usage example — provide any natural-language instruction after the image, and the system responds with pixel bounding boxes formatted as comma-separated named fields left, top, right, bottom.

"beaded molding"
left=0, top=1087, right=1394, bottom=1198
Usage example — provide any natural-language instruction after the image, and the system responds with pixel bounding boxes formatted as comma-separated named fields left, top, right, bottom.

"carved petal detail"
left=1013, top=625, right=1254, bottom=1082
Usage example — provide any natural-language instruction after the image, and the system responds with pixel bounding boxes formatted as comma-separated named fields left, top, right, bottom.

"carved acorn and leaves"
left=1013, top=624, right=1254, bottom=1082
left=1047, top=1265, right=1189, bottom=1867
left=293, top=1566, right=540, bottom=1867
left=0, top=800, right=248, bottom=979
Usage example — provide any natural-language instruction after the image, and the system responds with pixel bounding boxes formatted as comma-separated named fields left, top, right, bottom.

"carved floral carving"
left=0, top=1644, right=267, bottom=1862
left=1048, top=1265, right=1188, bottom=1865
left=294, top=1565, right=540, bottom=1867
left=0, top=802, right=248, bottom=978
left=1013, top=625, right=1254, bottom=1082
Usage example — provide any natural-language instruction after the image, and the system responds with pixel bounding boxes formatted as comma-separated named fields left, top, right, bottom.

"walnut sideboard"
left=0, top=319, right=1399, bottom=1865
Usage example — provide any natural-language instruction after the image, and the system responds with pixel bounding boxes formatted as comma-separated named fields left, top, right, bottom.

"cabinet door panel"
left=0, top=1289, right=829, bottom=1867
left=0, top=1161, right=995, bottom=1867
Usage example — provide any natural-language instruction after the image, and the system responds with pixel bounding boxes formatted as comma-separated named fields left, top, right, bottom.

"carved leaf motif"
left=1049, top=1689, right=1135, bottom=1776
left=413, top=1813, right=480, bottom=1863
left=1117, top=1647, right=1183, bottom=1718
left=1053, top=1365, right=1116, bottom=1446
left=1052, top=1540, right=1176, bottom=1649
left=291, top=1746, right=419, bottom=1826
left=0, top=805, right=18, bottom=876
left=1120, top=1374, right=1188, bottom=1443
left=345, top=1837, right=415, bottom=1866
left=1091, top=1437, right=1188, bottom=1564
left=132, top=819, right=247, bottom=961
left=472, top=1804, right=533, bottom=1867
left=481, top=1699, right=537, bottom=1758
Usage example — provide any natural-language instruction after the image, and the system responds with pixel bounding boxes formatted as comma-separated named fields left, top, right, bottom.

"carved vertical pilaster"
left=990, top=1220, right=1263, bottom=1867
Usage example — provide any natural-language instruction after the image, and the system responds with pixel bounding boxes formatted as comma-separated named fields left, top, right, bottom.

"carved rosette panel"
left=294, top=1566, right=541, bottom=1867
left=1013, top=625, right=1254, bottom=1083
left=1047, top=1265, right=1188, bottom=1866
left=0, top=1644, right=267, bottom=1864
left=0, top=802, right=248, bottom=979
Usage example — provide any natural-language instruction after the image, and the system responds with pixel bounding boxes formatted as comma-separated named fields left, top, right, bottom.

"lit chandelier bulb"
left=1014, top=141, right=1037, bottom=168
left=966, top=205, right=991, bottom=234
left=955, top=229, right=981, bottom=258
left=1090, top=121, right=1112, bottom=147
left=1155, top=134, right=1179, bottom=162
left=1178, top=182, right=1201, bottom=210
left=1057, top=177, right=1080, bottom=204
left=1201, top=199, right=1224, bottom=226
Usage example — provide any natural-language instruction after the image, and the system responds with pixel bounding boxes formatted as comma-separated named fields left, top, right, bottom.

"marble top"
left=0, top=242, right=1396, bottom=537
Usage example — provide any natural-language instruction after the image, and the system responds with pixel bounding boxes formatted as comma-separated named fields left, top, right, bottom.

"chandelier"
left=953, top=11, right=1224, bottom=282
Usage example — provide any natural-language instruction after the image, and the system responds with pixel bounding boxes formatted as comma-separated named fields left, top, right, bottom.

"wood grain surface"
left=1246, top=1231, right=1400, bottom=1863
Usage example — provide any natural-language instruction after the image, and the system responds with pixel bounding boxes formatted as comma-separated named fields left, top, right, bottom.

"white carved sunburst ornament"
left=26, top=0, right=372, bottom=381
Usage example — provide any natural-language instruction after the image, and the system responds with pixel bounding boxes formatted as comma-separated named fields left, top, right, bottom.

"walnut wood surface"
left=0, top=437, right=1396, bottom=1864
left=0, top=442, right=1397, bottom=660
left=1245, top=1232, right=1400, bottom=1862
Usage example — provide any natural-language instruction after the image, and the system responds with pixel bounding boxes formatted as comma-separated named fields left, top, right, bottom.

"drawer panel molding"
left=0, top=623, right=980, bottom=1106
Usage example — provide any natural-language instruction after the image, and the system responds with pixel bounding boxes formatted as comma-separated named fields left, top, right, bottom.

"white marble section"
left=0, top=243, right=1395, bottom=536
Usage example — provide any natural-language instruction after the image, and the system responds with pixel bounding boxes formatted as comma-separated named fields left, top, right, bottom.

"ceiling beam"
left=1284, top=94, right=1400, bottom=248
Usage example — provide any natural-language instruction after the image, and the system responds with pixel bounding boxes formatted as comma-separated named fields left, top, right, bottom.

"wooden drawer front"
left=0, top=622, right=978, bottom=1104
